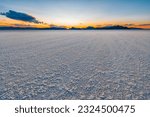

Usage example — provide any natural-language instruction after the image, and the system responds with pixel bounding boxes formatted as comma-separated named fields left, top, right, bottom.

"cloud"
left=0, top=10, right=42, bottom=23
left=124, top=23, right=150, bottom=27
left=124, top=24, right=136, bottom=26
left=96, top=25, right=102, bottom=27
left=49, top=24, right=58, bottom=27
left=14, top=24, right=32, bottom=27
left=49, top=24, right=66, bottom=28
left=138, top=24, right=150, bottom=26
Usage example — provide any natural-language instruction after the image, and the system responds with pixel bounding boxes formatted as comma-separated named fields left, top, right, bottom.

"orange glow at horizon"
left=0, top=18, right=150, bottom=29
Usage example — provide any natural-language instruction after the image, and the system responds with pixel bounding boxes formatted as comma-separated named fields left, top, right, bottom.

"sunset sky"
left=0, top=0, right=150, bottom=29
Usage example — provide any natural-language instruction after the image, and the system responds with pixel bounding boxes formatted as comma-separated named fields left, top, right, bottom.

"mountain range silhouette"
left=0, top=25, right=143, bottom=30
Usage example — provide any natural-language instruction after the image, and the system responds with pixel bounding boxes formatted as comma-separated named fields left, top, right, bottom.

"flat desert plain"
left=0, top=30, right=150, bottom=99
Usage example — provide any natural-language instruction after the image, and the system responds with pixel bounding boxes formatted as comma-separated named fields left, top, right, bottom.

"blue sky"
left=0, top=0, right=150, bottom=28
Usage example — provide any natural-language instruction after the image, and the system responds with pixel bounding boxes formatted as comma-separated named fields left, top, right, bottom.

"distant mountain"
left=0, top=26, right=66, bottom=30
left=0, top=25, right=143, bottom=30
left=102, top=25, right=129, bottom=29
left=84, top=25, right=141, bottom=30
left=0, top=27, right=41, bottom=30
left=70, top=27, right=82, bottom=30
left=69, top=25, right=142, bottom=30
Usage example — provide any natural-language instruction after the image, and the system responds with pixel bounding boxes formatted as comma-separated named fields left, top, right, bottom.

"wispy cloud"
left=138, top=24, right=150, bottom=26
left=0, top=10, right=42, bottom=24
left=124, top=24, right=136, bottom=26
left=14, top=24, right=32, bottom=27
left=124, top=23, right=150, bottom=27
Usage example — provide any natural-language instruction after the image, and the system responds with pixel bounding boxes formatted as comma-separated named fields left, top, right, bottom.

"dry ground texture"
left=0, top=30, right=150, bottom=99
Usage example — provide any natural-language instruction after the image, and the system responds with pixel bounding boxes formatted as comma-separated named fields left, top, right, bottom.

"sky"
left=0, top=0, right=150, bottom=28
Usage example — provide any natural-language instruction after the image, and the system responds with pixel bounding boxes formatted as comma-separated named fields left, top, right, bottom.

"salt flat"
left=0, top=30, right=150, bottom=99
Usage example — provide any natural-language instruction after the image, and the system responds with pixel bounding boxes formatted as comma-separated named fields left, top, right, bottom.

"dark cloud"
left=0, top=10, right=42, bottom=23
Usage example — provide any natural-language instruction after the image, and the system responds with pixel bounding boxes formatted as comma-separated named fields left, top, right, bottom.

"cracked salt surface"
left=0, top=30, right=150, bottom=99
